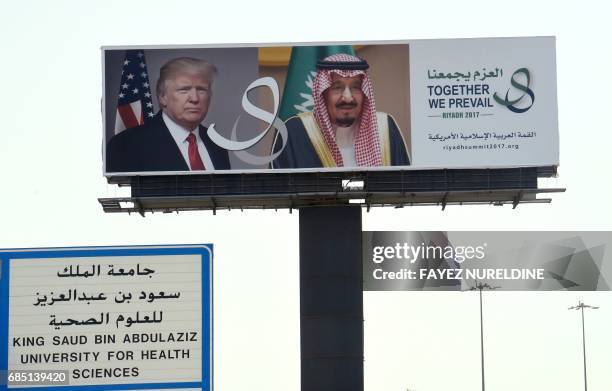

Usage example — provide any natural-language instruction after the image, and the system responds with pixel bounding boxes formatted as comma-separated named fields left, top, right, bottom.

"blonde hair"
left=156, top=57, right=218, bottom=97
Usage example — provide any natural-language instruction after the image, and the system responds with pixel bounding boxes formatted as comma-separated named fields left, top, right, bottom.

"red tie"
left=186, top=133, right=205, bottom=170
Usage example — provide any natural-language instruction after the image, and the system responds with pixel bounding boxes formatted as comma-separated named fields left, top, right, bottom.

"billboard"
left=102, top=37, right=558, bottom=176
left=0, top=245, right=212, bottom=390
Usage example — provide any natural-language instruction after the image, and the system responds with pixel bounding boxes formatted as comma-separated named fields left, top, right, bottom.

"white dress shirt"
left=163, top=112, right=215, bottom=170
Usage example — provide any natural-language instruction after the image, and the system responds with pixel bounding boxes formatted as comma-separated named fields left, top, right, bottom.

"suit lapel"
left=149, top=113, right=190, bottom=171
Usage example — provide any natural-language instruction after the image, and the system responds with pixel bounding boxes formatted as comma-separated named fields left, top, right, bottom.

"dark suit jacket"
left=106, top=112, right=231, bottom=173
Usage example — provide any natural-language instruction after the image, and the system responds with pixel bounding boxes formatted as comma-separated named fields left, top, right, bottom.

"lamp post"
left=568, top=301, right=599, bottom=391
left=468, top=282, right=499, bottom=391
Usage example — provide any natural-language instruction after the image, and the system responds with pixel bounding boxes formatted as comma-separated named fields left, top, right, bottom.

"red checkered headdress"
left=312, top=53, right=382, bottom=167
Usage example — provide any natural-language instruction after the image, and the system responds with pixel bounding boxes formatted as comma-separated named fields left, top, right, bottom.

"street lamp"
left=568, top=301, right=599, bottom=391
left=467, top=282, right=499, bottom=391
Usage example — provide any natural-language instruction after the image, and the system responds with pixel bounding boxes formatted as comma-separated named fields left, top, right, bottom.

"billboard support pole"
left=299, top=206, right=363, bottom=391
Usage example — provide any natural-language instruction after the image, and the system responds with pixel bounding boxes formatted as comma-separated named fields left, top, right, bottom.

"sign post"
left=299, top=206, right=363, bottom=391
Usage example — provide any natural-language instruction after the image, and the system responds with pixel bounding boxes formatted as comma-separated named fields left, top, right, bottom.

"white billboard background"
left=1, top=1, right=611, bottom=391
left=410, top=36, right=559, bottom=167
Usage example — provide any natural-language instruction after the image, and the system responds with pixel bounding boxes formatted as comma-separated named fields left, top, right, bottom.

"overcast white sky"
left=1, top=1, right=611, bottom=390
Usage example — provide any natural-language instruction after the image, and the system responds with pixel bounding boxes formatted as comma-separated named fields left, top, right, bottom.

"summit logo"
left=493, top=68, right=535, bottom=113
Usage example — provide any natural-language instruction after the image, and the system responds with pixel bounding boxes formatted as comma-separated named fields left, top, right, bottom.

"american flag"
left=114, top=50, right=155, bottom=134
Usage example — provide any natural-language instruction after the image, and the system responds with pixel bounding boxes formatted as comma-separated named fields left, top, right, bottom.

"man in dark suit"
left=106, top=57, right=230, bottom=173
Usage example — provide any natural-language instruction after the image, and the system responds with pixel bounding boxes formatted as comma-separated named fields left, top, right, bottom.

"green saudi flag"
left=278, top=45, right=355, bottom=121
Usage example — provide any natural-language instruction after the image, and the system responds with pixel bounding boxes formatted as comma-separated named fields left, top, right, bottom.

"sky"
left=1, top=1, right=611, bottom=390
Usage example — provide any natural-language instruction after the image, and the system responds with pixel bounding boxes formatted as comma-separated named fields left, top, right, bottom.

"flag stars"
left=117, top=51, right=154, bottom=124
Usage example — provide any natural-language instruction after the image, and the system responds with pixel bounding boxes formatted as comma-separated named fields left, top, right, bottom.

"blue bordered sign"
left=0, top=245, right=212, bottom=390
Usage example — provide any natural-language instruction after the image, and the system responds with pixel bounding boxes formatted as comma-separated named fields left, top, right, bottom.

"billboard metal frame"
left=100, top=167, right=564, bottom=215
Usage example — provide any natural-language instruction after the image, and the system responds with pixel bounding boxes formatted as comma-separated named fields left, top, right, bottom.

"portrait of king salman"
left=266, top=45, right=411, bottom=169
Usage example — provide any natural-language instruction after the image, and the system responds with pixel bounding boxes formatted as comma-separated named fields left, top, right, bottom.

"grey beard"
left=336, top=117, right=356, bottom=127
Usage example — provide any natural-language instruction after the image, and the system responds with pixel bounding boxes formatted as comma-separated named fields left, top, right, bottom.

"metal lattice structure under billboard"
left=99, top=167, right=563, bottom=214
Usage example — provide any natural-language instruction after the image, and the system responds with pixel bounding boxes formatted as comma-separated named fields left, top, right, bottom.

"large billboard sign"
left=0, top=245, right=212, bottom=390
left=102, top=37, right=558, bottom=176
